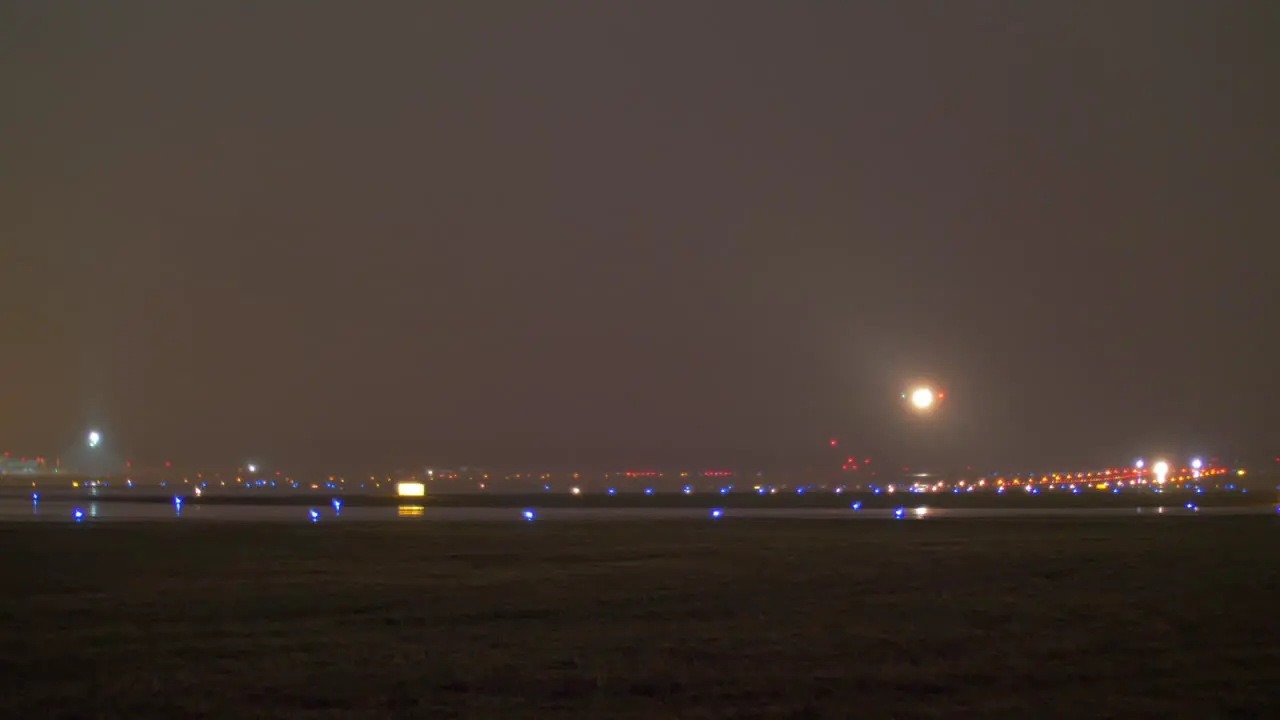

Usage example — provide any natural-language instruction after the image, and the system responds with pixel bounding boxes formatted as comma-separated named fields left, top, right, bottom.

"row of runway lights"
left=41, top=494, right=1274, bottom=523
left=285, top=502, right=1227, bottom=523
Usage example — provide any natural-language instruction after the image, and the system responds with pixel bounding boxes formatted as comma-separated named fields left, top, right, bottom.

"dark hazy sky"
left=3, top=2, right=1277, bottom=472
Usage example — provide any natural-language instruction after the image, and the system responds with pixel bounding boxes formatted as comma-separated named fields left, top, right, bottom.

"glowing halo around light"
left=87, top=431, right=101, bottom=448
left=912, top=388, right=935, bottom=409
left=1152, top=460, right=1170, bottom=484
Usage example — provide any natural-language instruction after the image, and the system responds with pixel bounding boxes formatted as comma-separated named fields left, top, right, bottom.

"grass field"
left=2, top=518, right=1277, bottom=718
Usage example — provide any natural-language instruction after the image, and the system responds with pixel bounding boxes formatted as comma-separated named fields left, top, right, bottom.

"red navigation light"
left=165, top=461, right=171, bottom=468
left=829, top=439, right=837, bottom=447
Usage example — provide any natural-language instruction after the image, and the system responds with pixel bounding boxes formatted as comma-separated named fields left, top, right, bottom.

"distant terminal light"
left=87, top=431, right=101, bottom=448
left=396, top=482, right=426, bottom=498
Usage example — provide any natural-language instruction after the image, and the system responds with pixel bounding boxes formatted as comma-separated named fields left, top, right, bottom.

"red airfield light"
left=829, top=439, right=838, bottom=447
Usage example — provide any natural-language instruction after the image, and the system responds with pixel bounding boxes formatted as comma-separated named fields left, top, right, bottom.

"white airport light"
left=1153, top=460, right=1169, bottom=484
left=1135, top=459, right=1145, bottom=470
left=1190, top=457, right=1203, bottom=470
left=87, top=431, right=101, bottom=448
left=910, top=387, right=935, bottom=410
left=396, top=482, right=426, bottom=497
left=247, top=464, right=258, bottom=473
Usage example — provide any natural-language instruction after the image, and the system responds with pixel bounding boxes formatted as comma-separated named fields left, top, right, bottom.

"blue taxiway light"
left=644, top=488, right=653, bottom=495
left=72, top=508, right=85, bottom=522
left=523, top=509, right=536, bottom=521
left=893, top=507, right=905, bottom=520
left=850, top=501, right=862, bottom=511
left=607, top=488, right=616, bottom=495
left=332, top=499, right=342, bottom=513
left=308, top=509, right=320, bottom=523
left=710, top=508, right=723, bottom=519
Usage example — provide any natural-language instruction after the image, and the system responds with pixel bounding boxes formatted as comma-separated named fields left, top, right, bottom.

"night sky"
left=3, top=3, right=1277, bottom=472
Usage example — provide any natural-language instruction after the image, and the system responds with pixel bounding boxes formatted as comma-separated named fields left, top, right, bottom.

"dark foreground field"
left=2, top=518, right=1277, bottom=718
